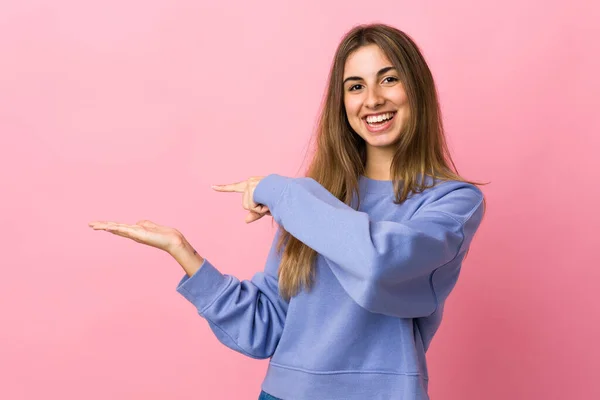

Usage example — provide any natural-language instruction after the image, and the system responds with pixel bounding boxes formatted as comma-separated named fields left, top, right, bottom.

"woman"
left=89, top=23, right=486, bottom=400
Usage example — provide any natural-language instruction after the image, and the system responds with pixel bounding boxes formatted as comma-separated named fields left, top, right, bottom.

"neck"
left=364, top=146, right=394, bottom=180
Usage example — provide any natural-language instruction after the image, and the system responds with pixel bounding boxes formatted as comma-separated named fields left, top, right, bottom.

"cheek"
left=389, top=90, right=410, bottom=122
left=343, top=97, right=362, bottom=119
left=391, top=87, right=409, bottom=106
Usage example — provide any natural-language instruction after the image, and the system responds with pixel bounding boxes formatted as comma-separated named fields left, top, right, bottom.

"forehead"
left=343, top=44, right=393, bottom=77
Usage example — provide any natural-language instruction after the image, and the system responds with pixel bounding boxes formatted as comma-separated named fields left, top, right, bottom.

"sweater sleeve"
left=176, top=231, right=287, bottom=359
left=253, top=174, right=485, bottom=318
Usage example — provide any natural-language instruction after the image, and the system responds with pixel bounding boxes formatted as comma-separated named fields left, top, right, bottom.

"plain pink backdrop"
left=1, top=1, right=598, bottom=399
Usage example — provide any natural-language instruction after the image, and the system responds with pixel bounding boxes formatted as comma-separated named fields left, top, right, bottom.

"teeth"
left=366, top=112, right=394, bottom=124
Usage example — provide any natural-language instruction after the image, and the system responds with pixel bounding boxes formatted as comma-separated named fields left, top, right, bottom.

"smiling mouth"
left=364, top=112, right=396, bottom=126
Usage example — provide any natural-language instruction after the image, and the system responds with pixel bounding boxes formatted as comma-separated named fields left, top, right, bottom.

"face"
left=342, top=44, right=410, bottom=152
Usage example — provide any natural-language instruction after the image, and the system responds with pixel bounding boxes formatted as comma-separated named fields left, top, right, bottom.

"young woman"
left=89, top=23, right=486, bottom=400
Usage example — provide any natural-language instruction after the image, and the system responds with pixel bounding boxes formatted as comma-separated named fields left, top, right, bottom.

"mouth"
left=362, top=111, right=396, bottom=133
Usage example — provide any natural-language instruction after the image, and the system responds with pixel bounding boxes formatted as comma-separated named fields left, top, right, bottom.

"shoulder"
left=414, top=178, right=485, bottom=225
left=424, top=178, right=484, bottom=203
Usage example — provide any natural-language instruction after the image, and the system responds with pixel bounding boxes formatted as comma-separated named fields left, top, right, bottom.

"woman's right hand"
left=88, top=219, right=184, bottom=254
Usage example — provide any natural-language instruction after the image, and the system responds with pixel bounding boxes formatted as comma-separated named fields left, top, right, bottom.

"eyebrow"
left=343, top=66, right=397, bottom=85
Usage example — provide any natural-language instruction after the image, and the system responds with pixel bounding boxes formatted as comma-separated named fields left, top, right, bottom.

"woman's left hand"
left=212, top=176, right=271, bottom=224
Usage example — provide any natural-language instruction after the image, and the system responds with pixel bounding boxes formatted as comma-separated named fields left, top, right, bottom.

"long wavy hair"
left=275, top=23, right=487, bottom=301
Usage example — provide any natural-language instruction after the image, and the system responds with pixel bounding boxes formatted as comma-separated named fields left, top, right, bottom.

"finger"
left=89, top=222, right=133, bottom=234
left=244, top=183, right=260, bottom=211
left=245, top=211, right=264, bottom=224
left=136, top=220, right=157, bottom=227
left=89, top=220, right=110, bottom=228
left=250, top=204, right=267, bottom=214
left=105, top=222, right=135, bottom=233
left=258, top=206, right=271, bottom=216
left=251, top=206, right=268, bottom=217
left=105, top=224, right=150, bottom=243
left=211, top=181, right=246, bottom=193
left=89, top=221, right=123, bottom=230
left=243, top=188, right=252, bottom=211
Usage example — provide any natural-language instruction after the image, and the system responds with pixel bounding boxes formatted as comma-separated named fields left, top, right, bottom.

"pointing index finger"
left=211, top=181, right=246, bottom=192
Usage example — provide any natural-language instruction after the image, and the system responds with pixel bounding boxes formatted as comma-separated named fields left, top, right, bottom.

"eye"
left=382, top=76, right=398, bottom=84
left=348, top=84, right=363, bottom=92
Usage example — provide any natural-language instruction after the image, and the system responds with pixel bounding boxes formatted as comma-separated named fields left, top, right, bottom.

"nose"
left=365, top=86, right=384, bottom=109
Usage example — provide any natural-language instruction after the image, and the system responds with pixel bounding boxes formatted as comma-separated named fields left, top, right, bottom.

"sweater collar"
left=358, top=175, right=395, bottom=194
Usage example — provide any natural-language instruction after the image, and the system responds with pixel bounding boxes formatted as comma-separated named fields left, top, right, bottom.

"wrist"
left=167, top=234, right=189, bottom=256
left=169, top=237, right=205, bottom=277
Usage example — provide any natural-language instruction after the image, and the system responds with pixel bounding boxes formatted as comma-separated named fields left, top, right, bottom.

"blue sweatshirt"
left=176, top=174, right=485, bottom=400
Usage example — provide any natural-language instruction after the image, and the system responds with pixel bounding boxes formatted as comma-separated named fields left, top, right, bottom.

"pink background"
left=1, top=1, right=598, bottom=399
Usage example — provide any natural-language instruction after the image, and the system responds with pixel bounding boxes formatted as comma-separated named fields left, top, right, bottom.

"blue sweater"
left=176, top=174, right=485, bottom=400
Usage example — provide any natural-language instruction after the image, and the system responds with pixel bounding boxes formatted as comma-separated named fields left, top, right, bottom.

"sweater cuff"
left=176, top=258, right=232, bottom=313
left=253, top=174, right=292, bottom=211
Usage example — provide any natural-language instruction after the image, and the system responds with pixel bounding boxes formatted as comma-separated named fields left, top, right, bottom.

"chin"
left=362, top=131, right=402, bottom=149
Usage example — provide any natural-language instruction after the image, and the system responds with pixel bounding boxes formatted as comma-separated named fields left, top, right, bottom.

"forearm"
left=174, top=231, right=289, bottom=359
left=169, top=237, right=205, bottom=277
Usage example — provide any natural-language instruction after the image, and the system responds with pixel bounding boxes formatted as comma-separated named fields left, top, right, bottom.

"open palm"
left=88, top=220, right=183, bottom=253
